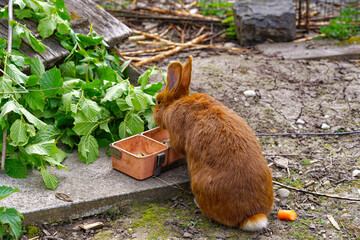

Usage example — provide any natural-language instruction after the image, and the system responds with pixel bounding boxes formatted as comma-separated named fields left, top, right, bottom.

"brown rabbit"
left=153, top=56, right=273, bottom=231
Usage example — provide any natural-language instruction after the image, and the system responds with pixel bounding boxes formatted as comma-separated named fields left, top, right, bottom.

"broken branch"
left=134, top=33, right=209, bottom=67
left=119, top=46, right=175, bottom=56
left=273, top=181, right=360, bottom=201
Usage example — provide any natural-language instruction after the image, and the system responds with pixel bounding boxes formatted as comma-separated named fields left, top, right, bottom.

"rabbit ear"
left=180, top=56, right=192, bottom=90
left=166, top=62, right=182, bottom=92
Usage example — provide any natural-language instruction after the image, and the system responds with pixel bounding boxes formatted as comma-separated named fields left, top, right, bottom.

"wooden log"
left=133, top=33, right=208, bottom=67
left=65, top=0, right=131, bottom=47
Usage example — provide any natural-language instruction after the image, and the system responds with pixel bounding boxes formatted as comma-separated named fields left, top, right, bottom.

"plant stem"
left=1, top=0, right=13, bottom=171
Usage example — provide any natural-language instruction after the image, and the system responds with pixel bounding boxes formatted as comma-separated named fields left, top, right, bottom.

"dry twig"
left=293, top=34, right=326, bottom=42
left=273, top=181, right=360, bottom=201
left=119, top=46, right=175, bottom=56
left=134, top=33, right=209, bottom=67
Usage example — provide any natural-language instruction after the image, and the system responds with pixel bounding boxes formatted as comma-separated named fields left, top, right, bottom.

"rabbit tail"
left=241, top=213, right=268, bottom=231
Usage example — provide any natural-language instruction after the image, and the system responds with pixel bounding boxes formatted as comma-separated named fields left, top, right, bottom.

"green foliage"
left=320, top=7, right=360, bottom=40
left=0, top=186, right=24, bottom=240
left=0, top=0, right=164, bottom=190
left=300, top=158, right=312, bottom=165
left=197, top=0, right=236, bottom=39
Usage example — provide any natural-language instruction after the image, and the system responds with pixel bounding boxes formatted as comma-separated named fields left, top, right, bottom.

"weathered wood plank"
left=65, top=0, right=132, bottom=46
left=0, top=0, right=131, bottom=69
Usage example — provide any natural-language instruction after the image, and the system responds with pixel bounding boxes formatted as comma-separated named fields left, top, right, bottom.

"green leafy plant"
left=0, top=0, right=163, bottom=190
left=320, top=7, right=360, bottom=40
left=0, top=186, right=24, bottom=240
left=197, top=0, right=236, bottom=39
left=300, top=158, right=312, bottom=165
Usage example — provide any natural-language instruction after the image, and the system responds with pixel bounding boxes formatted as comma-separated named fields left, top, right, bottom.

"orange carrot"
left=278, top=210, right=297, bottom=221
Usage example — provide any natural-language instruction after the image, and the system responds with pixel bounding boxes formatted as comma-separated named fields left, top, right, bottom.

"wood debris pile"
left=101, top=0, right=252, bottom=68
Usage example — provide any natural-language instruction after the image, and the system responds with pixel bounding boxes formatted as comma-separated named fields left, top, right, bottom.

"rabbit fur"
left=153, top=56, right=273, bottom=231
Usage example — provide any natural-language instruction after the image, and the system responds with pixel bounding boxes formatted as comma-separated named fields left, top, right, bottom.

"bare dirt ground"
left=22, top=50, right=360, bottom=239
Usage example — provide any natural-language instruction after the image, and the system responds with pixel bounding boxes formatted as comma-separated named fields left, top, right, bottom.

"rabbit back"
left=163, top=93, right=273, bottom=228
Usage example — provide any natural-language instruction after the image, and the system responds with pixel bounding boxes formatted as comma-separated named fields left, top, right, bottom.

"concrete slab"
left=256, top=39, right=360, bottom=60
left=0, top=148, right=190, bottom=225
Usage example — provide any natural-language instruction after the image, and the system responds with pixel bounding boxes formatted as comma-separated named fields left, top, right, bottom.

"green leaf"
left=10, top=119, right=29, bottom=146
left=5, top=159, right=27, bottom=178
left=0, top=101, right=19, bottom=128
left=10, top=50, right=30, bottom=67
left=79, top=98, right=101, bottom=119
left=138, top=66, right=159, bottom=90
left=99, top=121, right=110, bottom=133
left=73, top=111, right=98, bottom=136
left=56, top=21, right=70, bottom=35
left=12, top=24, right=24, bottom=49
left=0, top=100, right=20, bottom=118
left=0, top=186, right=19, bottom=200
left=40, top=67, right=63, bottom=96
left=0, top=207, right=23, bottom=239
left=59, top=128, right=75, bottom=149
left=38, top=15, right=57, bottom=39
left=59, top=61, right=76, bottom=78
left=77, top=34, right=104, bottom=48
left=40, top=167, right=59, bottom=190
left=116, top=98, right=132, bottom=111
left=25, top=28, right=46, bottom=53
left=32, top=125, right=61, bottom=144
left=0, top=76, right=14, bottom=94
left=97, top=66, right=117, bottom=82
left=127, top=112, right=144, bottom=135
left=18, top=107, right=47, bottom=130
left=30, top=57, right=45, bottom=76
left=101, top=81, right=128, bottom=103
left=119, top=112, right=144, bottom=138
left=143, top=82, right=163, bottom=95
left=24, top=90, right=45, bottom=112
left=78, top=135, right=99, bottom=164
left=143, top=109, right=157, bottom=129
left=25, top=140, right=58, bottom=156
left=62, top=91, right=77, bottom=113
left=14, top=0, right=26, bottom=9
left=26, top=75, right=41, bottom=87
left=14, top=8, right=33, bottom=19
left=6, top=63, right=29, bottom=84
left=131, top=89, right=148, bottom=111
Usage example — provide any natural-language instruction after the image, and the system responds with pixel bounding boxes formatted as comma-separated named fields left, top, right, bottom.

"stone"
left=296, top=119, right=305, bottom=125
left=277, top=188, right=290, bottom=198
left=243, top=90, right=256, bottom=97
left=232, top=0, right=296, bottom=46
left=183, top=232, right=192, bottom=238
left=189, top=8, right=199, bottom=15
left=352, top=169, right=360, bottom=178
left=321, top=123, right=331, bottom=129
left=274, top=156, right=289, bottom=169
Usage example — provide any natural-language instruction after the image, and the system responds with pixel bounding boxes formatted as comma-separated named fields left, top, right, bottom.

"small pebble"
left=183, top=232, right=192, bottom=238
left=189, top=8, right=198, bottom=14
left=274, top=157, right=289, bottom=169
left=243, top=90, right=256, bottom=97
left=296, top=119, right=305, bottom=125
left=352, top=169, right=360, bottom=178
left=277, top=188, right=290, bottom=198
left=321, top=123, right=330, bottom=129
left=309, top=223, right=316, bottom=229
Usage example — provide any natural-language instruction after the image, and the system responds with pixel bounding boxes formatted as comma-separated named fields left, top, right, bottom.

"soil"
left=21, top=50, right=360, bottom=239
